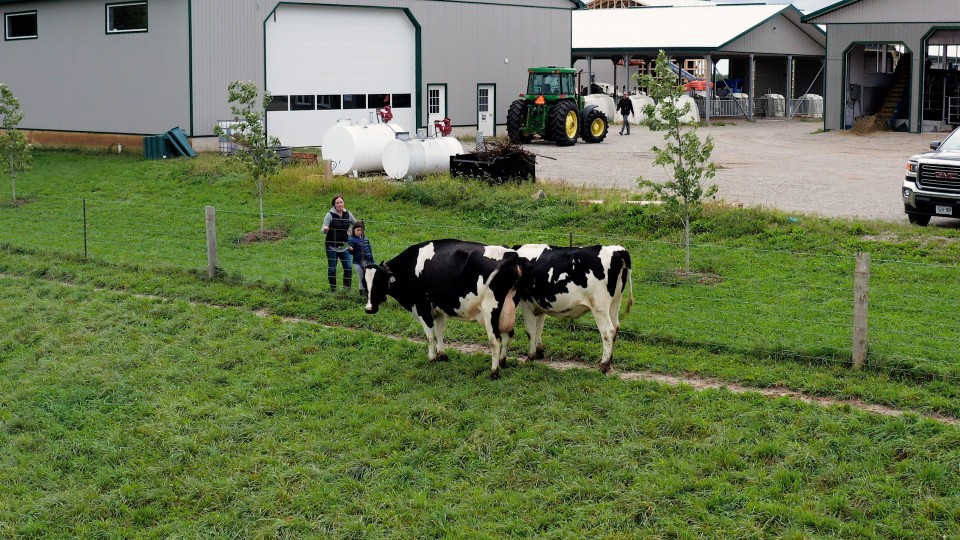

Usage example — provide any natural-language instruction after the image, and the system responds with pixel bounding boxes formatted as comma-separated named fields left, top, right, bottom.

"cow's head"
left=364, top=263, right=395, bottom=314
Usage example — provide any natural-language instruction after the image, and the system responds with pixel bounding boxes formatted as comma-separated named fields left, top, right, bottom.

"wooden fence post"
left=322, top=159, right=333, bottom=180
left=82, top=198, right=88, bottom=259
left=852, top=251, right=870, bottom=369
left=205, top=206, right=218, bottom=279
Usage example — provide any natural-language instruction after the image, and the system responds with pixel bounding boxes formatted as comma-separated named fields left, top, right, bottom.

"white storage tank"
left=321, top=121, right=406, bottom=175
left=381, top=136, right=464, bottom=180
left=629, top=94, right=655, bottom=124
left=654, top=95, right=700, bottom=124
left=584, top=94, right=616, bottom=124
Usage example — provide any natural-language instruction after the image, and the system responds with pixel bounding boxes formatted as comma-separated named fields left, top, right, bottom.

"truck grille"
left=918, top=163, right=960, bottom=193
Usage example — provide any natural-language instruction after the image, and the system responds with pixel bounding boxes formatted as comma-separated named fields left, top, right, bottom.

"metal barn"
left=0, top=0, right=581, bottom=149
left=803, top=0, right=960, bottom=133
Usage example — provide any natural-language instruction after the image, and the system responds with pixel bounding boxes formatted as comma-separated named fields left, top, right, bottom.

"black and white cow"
left=514, top=244, right=633, bottom=373
left=364, top=239, right=525, bottom=379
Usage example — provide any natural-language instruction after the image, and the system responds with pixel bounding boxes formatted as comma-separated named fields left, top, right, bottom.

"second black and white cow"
left=364, top=239, right=525, bottom=379
left=514, top=244, right=633, bottom=373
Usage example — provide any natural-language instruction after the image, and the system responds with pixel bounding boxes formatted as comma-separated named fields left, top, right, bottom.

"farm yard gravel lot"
left=527, top=118, right=959, bottom=226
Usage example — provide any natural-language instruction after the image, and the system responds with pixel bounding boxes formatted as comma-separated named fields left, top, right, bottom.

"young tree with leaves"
left=213, top=81, right=282, bottom=235
left=636, top=50, right=717, bottom=275
left=0, top=84, right=32, bottom=203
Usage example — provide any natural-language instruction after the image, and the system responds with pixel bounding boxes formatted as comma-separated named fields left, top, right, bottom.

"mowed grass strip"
left=1, top=276, right=958, bottom=538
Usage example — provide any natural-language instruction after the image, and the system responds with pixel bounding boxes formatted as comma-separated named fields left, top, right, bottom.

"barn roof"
left=573, top=3, right=824, bottom=55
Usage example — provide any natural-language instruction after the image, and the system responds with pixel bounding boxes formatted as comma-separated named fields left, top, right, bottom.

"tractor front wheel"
left=549, top=101, right=579, bottom=146
left=507, top=99, right=532, bottom=143
left=581, top=109, right=608, bottom=143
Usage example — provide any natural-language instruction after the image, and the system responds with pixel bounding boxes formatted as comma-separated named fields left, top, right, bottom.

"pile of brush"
left=450, top=140, right=536, bottom=184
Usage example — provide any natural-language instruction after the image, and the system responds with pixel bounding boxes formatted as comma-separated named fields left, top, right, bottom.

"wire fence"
left=4, top=195, right=960, bottom=383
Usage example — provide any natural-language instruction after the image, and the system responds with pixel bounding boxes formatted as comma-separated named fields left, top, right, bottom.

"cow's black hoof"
left=599, top=362, right=611, bottom=374
left=436, top=352, right=450, bottom=362
left=534, top=347, right=545, bottom=360
left=490, top=369, right=500, bottom=380
left=498, top=357, right=508, bottom=369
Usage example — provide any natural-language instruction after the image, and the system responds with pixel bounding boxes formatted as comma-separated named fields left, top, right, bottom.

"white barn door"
left=427, top=84, right=446, bottom=135
left=477, top=84, right=495, bottom=137
left=265, top=4, right=416, bottom=147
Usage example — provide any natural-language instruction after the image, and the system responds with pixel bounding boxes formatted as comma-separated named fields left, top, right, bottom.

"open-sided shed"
left=572, top=4, right=826, bottom=120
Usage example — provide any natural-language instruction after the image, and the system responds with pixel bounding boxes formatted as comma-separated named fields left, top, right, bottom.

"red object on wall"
left=377, top=105, right=394, bottom=123
left=434, top=117, right=452, bottom=136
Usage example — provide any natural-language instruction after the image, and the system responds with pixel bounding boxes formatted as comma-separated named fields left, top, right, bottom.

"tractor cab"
left=526, top=70, right=576, bottom=98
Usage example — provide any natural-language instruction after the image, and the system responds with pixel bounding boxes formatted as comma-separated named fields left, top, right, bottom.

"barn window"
left=266, top=95, right=288, bottom=112
left=5, top=11, right=37, bottom=40
left=368, top=93, right=390, bottom=108
left=290, top=95, right=315, bottom=111
left=107, top=2, right=148, bottom=34
left=428, top=88, right=440, bottom=115
left=317, top=95, right=341, bottom=110
left=392, top=94, right=411, bottom=108
left=342, top=94, right=367, bottom=110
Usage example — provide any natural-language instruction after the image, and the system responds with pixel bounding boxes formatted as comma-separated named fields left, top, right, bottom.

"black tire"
left=507, top=99, right=532, bottom=143
left=581, top=108, right=608, bottom=143
left=549, top=100, right=580, bottom=147
left=907, top=213, right=931, bottom=226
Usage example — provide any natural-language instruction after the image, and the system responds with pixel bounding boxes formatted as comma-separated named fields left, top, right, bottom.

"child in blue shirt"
left=347, top=220, right=376, bottom=297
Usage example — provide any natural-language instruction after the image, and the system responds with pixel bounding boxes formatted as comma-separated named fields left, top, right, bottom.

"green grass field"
left=1, top=150, right=960, bottom=537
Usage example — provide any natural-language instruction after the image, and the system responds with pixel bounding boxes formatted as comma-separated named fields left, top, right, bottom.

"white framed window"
left=106, top=1, right=147, bottom=34
left=5, top=11, right=37, bottom=40
left=429, top=88, right=440, bottom=115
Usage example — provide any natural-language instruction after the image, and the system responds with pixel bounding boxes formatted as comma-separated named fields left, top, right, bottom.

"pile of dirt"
left=848, top=114, right=890, bottom=135
left=238, top=229, right=287, bottom=243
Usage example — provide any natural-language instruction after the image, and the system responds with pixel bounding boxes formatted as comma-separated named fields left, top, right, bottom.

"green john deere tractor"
left=506, top=66, right=608, bottom=146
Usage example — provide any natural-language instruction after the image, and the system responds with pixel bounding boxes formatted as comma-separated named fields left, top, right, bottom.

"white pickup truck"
left=903, top=126, right=960, bottom=225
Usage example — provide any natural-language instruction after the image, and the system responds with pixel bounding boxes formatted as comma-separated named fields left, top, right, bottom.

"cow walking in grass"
left=514, top=244, right=633, bottom=373
left=363, top=239, right=526, bottom=379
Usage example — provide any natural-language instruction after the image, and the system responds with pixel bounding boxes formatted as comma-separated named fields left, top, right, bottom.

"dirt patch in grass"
left=1, top=198, right=34, bottom=209
left=238, top=229, right=288, bottom=243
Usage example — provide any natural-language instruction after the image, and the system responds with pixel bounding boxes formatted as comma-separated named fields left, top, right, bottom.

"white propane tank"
left=629, top=94, right=655, bottom=124
left=321, top=122, right=406, bottom=175
left=584, top=94, right=616, bottom=124
left=381, top=136, right=464, bottom=180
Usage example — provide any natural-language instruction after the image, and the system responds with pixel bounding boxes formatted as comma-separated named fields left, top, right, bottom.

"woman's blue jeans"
left=326, top=246, right=352, bottom=291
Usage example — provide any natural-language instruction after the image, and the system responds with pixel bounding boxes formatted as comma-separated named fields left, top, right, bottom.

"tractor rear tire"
left=507, top=99, right=532, bottom=144
left=549, top=101, right=579, bottom=147
left=581, top=109, right=608, bottom=143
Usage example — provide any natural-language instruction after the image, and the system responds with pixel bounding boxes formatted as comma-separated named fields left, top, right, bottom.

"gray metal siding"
left=808, top=0, right=960, bottom=24
left=724, top=15, right=824, bottom=57
left=190, top=0, right=572, bottom=136
left=0, top=0, right=189, bottom=134
left=822, top=23, right=934, bottom=131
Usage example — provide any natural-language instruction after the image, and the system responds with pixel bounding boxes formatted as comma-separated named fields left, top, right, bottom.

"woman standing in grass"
left=322, top=194, right=357, bottom=292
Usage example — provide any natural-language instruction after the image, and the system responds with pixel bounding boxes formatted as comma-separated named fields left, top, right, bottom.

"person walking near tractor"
left=617, top=92, right=634, bottom=135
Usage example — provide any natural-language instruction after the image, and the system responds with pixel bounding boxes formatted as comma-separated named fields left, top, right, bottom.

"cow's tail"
left=620, top=249, right=634, bottom=315
left=489, top=252, right=527, bottom=333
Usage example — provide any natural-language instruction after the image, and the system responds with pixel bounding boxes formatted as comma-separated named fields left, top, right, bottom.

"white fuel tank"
left=321, top=122, right=406, bottom=175
left=381, top=136, right=464, bottom=180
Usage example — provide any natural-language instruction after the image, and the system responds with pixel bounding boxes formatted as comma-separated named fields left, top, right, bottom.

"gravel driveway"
left=524, top=118, right=956, bottom=226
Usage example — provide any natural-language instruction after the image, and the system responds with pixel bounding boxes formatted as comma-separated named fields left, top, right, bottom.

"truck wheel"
left=507, top=99, right=532, bottom=143
left=549, top=101, right=579, bottom=146
left=581, top=109, right=608, bottom=143
left=907, top=213, right=931, bottom=226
